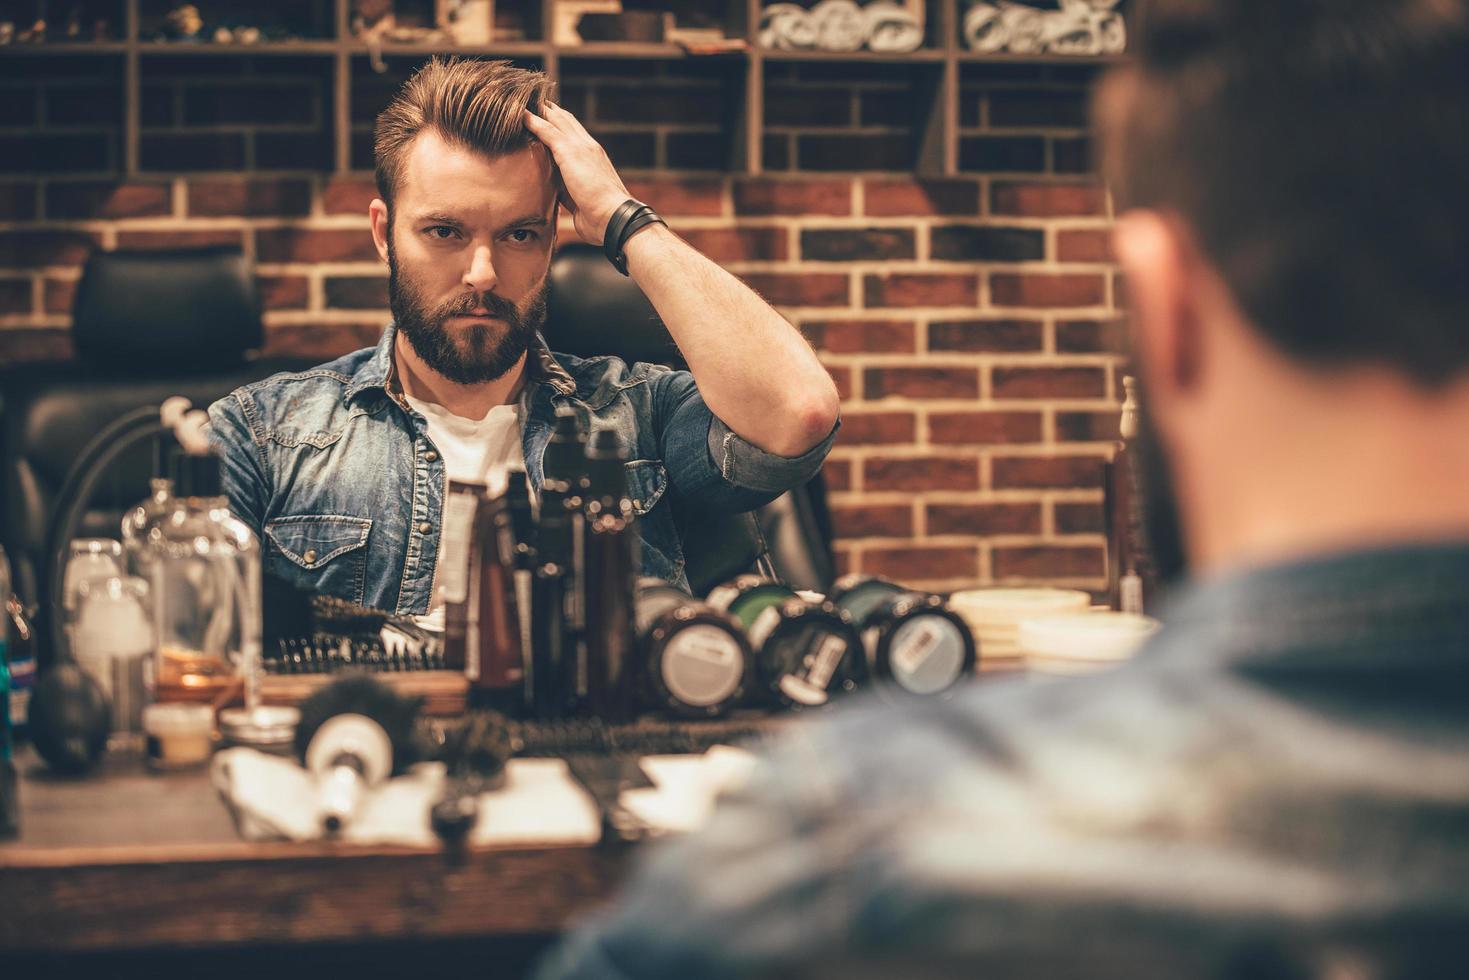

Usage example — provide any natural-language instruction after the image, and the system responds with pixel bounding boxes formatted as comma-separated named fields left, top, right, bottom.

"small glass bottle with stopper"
left=1105, top=377, right=1146, bottom=614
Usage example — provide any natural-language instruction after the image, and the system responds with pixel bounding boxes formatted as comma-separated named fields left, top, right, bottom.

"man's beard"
left=388, top=248, right=548, bottom=385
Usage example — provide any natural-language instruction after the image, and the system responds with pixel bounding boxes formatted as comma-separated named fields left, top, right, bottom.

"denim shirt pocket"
left=264, top=515, right=373, bottom=606
left=625, top=459, right=684, bottom=584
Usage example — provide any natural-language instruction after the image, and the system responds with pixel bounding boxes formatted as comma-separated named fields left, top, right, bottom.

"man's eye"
left=508, top=229, right=538, bottom=244
left=425, top=226, right=459, bottom=240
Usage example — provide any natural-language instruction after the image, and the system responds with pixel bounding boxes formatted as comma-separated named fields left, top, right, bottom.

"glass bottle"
left=147, top=450, right=261, bottom=707
left=121, top=432, right=177, bottom=578
left=4, top=594, right=36, bottom=744
left=530, top=480, right=576, bottom=719
left=583, top=430, right=638, bottom=722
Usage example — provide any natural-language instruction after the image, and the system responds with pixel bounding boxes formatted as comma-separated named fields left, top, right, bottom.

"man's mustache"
left=436, top=291, right=522, bottom=322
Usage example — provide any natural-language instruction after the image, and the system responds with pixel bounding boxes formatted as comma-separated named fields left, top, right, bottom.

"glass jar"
left=146, top=453, right=261, bottom=707
left=72, top=575, right=154, bottom=741
left=121, top=477, right=174, bottom=577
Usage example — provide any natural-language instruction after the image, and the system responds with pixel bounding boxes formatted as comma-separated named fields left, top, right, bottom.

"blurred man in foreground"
left=537, top=2, right=1469, bottom=977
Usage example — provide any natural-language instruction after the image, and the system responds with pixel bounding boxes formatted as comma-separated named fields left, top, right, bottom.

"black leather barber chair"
left=0, top=246, right=317, bottom=665
left=545, top=242, right=836, bottom=595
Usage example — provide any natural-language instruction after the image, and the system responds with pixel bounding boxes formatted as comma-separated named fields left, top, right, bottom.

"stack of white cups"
left=947, top=588, right=1091, bottom=673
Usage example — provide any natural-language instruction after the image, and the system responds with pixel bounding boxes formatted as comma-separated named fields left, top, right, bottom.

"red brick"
left=991, top=273, right=1106, bottom=308
left=624, top=177, right=726, bottom=217
left=45, top=181, right=172, bottom=220
left=864, top=273, right=978, bottom=309
left=0, top=183, right=38, bottom=221
left=863, top=179, right=980, bottom=217
left=864, top=367, right=979, bottom=400
left=742, top=272, right=848, bottom=307
left=1113, top=270, right=1129, bottom=309
left=993, top=545, right=1104, bottom=579
left=826, top=363, right=853, bottom=400
left=929, top=320, right=1042, bottom=353
left=1055, top=501, right=1105, bottom=535
left=823, top=458, right=853, bottom=491
left=831, top=503, right=913, bottom=538
left=325, top=275, right=389, bottom=310
left=927, top=503, right=1042, bottom=536
left=834, top=411, right=917, bottom=446
left=803, top=319, right=915, bottom=354
left=991, top=182, right=1107, bottom=218
left=42, top=278, right=75, bottom=314
left=992, top=455, right=1106, bottom=490
left=863, top=545, right=978, bottom=581
left=0, top=230, right=99, bottom=270
left=258, top=275, right=309, bottom=310
left=992, top=366, right=1107, bottom=400
left=0, top=279, right=31, bottom=315
left=833, top=546, right=854, bottom=577
left=0, top=327, right=73, bottom=362
left=188, top=178, right=312, bottom=217
left=801, top=227, right=916, bottom=263
left=257, top=228, right=380, bottom=264
left=865, top=456, right=979, bottom=492
left=262, top=322, right=384, bottom=360
left=733, top=178, right=851, bottom=216
left=1056, top=228, right=1114, bottom=263
left=322, top=176, right=378, bottom=216
left=1056, top=318, right=1126, bottom=354
left=1056, top=410, right=1121, bottom=443
left=676, top=227, right=786, bottom=263
left=115, top=229, right=245, bottom=250
left=929, top=411, right=1043, bottom=445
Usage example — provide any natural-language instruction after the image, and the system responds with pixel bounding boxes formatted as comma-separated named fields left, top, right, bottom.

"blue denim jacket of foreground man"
left=537, top=543, right=1469, bottom=979
left=208, top=324, right=835, bottom=612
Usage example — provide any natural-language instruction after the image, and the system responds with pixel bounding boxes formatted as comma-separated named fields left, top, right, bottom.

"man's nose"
left=463, top=244, right=497, bottom=295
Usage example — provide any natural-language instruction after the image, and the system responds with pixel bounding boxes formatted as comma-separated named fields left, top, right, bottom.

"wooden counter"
left=0, top=747, right=628, bottom=957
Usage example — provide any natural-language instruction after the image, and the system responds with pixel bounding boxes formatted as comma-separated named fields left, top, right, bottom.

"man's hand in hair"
left=523, top=102, right=632, bottom=247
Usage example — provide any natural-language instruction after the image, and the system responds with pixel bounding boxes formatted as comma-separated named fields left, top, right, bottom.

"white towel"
left=211, top=748, right=601, bottom=847
left=760, top=3, right=816, bottom=50
left=864, top=1, right=925, bottom=53
left=963, top=3, right=1008, bottom=53
left=811, top=0, right=869, bottom=53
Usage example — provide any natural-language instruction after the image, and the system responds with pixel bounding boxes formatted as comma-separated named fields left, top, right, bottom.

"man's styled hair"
left=374, top=56, right=554, bottom=210
left=1097, top=0, right=1469, bottom=384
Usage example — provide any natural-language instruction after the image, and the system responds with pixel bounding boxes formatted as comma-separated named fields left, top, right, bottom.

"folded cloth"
left=618, top=745, right=759, bottom=835
left=760, top=3, right=816, bottom=50
left=811, top=0, right=868, bottom=52
left=212, top=747, right=601, bottom=847
left=864, top=0, right=924, bottom=53
left=963, top=2, right=1007, bottom=52
left=999, top=1, right=1045, bottom=54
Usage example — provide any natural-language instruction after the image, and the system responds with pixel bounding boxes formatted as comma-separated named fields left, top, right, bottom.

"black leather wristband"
left=603, top=199, right=648, bottom=270
left=610, top=209, right=667, bottom=275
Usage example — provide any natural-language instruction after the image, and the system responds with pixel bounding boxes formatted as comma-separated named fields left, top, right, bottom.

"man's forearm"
left=623, top=224, right=840, bottom=458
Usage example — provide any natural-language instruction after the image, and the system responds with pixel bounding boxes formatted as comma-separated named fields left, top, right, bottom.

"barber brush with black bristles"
left=294, top=674, right=425, bottom=836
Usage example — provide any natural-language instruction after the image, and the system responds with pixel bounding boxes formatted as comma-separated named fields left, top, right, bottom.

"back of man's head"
left=1099, top=0, right=1469, bottom=385
left=374, top=56, right=553, bottom=212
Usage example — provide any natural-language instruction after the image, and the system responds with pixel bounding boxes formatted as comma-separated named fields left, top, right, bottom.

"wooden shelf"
left=12, top=0, right=1123, bottom=178
left=760, top=48, right=948, bottom=63
left=137, top=40, right=339, bottom=55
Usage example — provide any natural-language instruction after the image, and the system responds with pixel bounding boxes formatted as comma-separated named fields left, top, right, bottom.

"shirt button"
left=303, top=549, right=318, bottom=565
left=419, top=521, right=433, bottom=534
left=424, top=450, right=438, bottom=462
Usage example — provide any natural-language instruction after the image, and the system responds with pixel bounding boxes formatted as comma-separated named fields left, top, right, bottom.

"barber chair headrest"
left=71, top=246, right=264, bottom=370
left=546, top=243, right=685, bottom=369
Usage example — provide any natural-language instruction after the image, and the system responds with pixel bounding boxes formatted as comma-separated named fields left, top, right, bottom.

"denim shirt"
left=536, top=542, right=1469, bottom=979
left=208, top=325, right=835, bottom=614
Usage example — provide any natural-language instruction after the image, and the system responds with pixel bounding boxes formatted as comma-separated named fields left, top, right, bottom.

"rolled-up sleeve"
left=653, top=368, right=839, bottom=514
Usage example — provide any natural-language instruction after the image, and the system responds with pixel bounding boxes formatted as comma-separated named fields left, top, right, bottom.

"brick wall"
left=0, top=58, right=1123, bottom=595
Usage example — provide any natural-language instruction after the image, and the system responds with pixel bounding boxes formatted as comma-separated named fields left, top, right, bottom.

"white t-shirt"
left=404, top=393, right=525, bottom=631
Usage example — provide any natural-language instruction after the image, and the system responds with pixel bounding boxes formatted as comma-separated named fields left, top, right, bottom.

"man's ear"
left=1113, top=211, right=1204, bottom=406
left=369, top=199, right=391, bottom=264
